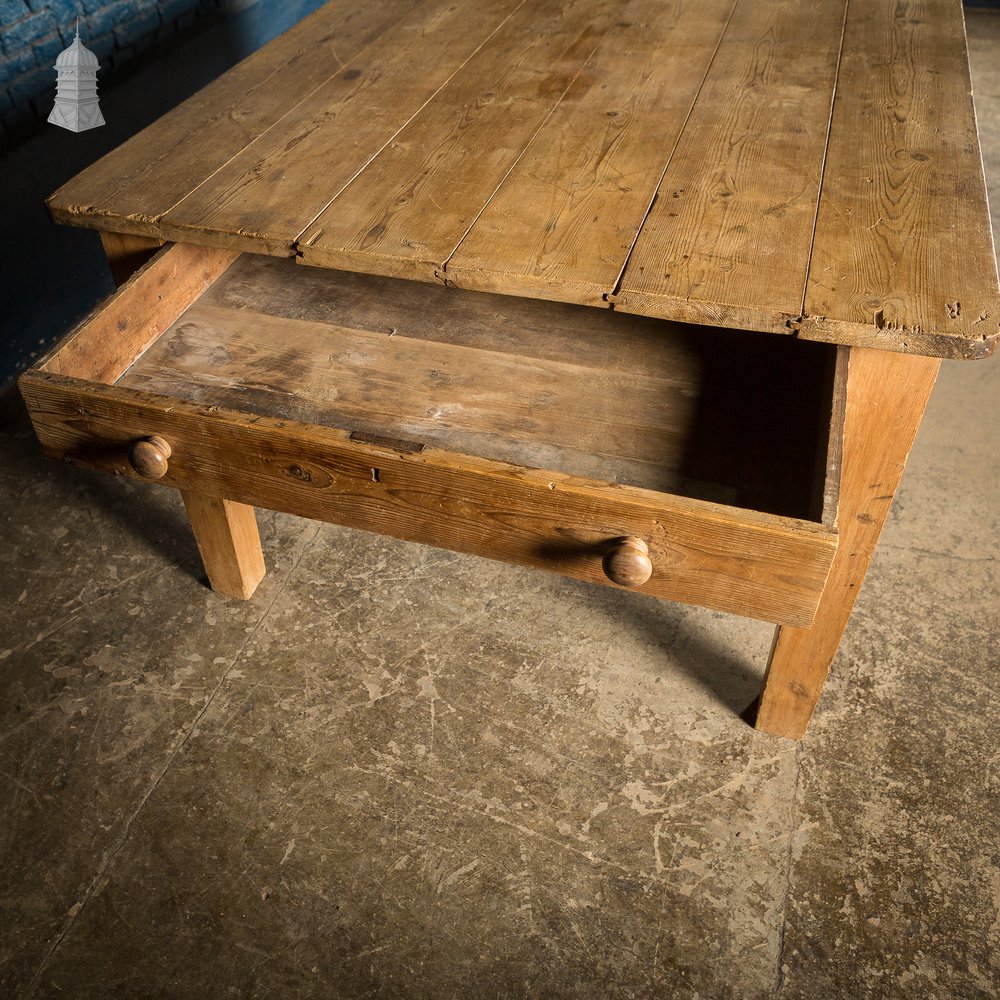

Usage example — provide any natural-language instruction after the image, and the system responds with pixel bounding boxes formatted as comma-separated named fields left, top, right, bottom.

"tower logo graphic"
left=49, top=21, right=105, bottom=133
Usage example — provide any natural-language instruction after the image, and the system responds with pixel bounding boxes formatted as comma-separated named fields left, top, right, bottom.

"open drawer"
left=19, top=243, right=842, bottom=627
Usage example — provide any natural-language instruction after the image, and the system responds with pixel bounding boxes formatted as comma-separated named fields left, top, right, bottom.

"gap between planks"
left=293, top=0, right=534, bottom=248
left=434, top=25, right=614, bottom=285
left=159, top=0, right=532, bottom=242
left=796, top=0, right=851, bottom=321
left=297, top=0, right=742, bottom=298
left=601, top=0, right=741, bottom=305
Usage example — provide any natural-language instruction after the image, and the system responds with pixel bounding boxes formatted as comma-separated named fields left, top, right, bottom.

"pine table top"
left=48, top=0, right=1000, bottom=359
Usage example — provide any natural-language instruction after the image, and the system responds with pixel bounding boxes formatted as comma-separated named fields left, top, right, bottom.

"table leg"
left=754, top=347, right=940, bottom=739
left=98, top=231, right=266, bottom=598
left=181, top=491, right=266, bottom=600
left=99, top=231, right=163, bottom=287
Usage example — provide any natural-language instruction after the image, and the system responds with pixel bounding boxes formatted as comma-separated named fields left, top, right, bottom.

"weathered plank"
left=800, top=0, right=1000, bottom=359
left=199, top=250, right=691, bottom=373
left=443, top=0, right=737, bottom=305
left=157, top=0, right=526, bottom=255
left=47, top=0, right=421, bottom=236
left=298, top=0, right=620, bottom=281
left=613, top=0, right=849, bottom=334
left=19, top=370, right=838, bottom=627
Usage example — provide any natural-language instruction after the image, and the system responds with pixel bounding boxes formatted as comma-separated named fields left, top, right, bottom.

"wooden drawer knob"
left=602, top=536, right=653, bottom=588
left=128, top=435, right=172, bottom=479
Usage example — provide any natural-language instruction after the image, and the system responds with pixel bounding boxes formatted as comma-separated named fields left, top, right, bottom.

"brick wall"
left=0, top=0, right=272, bottom=135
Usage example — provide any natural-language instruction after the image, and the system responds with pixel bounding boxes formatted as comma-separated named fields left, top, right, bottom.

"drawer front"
left=20, top=370, right=837, bottom=627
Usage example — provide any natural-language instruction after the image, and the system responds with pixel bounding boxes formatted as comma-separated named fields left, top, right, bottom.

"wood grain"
left=44, top=1, right=999, bottom=358
left=443, top=0, right=737, bottom=305
left=128, top=435, right=172, bottom=479
left=157, top=0, right=526, bottom=255
left=118, top=301, right=702, bottom=492
left=181, top=490, right=266, bottom=600
left=47, top=0, right=421, bottom=236
left=754, top=346, right=940, bottom=738
left=801, top=0, right=1000, bottom=360
left=38, top=242, right=239, bottom=383
left=19, top=370, right=838, bottom=627
left=613, top=0, right=849, bottom=333
left=299, top=0, right=617, bottom=281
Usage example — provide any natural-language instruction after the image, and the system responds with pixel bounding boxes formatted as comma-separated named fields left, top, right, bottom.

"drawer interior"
left=107, top=252, right=842, bottom=524
left=24, top=243, right=843, bottom=626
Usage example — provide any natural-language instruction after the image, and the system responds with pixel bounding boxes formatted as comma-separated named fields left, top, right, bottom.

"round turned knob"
left=128, top=435, right=172, bottom=479
left=602, top=536, right=653, bottom=588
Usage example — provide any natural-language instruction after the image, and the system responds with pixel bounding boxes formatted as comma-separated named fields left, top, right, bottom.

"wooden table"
left=22, top=0, right=999, bottom=738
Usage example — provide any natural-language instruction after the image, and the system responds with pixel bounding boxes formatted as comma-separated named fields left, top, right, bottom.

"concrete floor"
left=2, top=10, right=999, bottom=1000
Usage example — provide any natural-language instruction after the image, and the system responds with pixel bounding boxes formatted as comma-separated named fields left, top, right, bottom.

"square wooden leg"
left=181, top=490, right=266, bottom=600
left=99, top=231, right=163, bottom=287
left=754, top=347, right=941, bottom=739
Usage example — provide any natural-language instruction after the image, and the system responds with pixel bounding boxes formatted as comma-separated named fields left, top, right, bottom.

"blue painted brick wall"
left=0, top=0, right=326, bottom=390
left=0, top=0, right=307, bottom=135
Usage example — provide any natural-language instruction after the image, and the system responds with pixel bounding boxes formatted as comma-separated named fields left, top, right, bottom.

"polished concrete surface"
left=2, top=11, right=999, bottom=999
